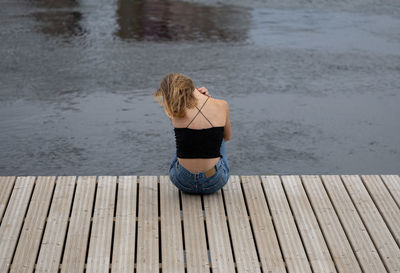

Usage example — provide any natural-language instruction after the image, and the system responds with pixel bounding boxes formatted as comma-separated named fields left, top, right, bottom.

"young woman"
left=153, top=73, right=232, bottom=194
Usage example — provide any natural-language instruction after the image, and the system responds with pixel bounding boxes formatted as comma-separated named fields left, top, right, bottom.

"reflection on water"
left=32, top=11, right=85, bottom=38
left=30, top=0, right=85, bottom=38
left=115, top=0, right=250, bottom=42
left=30, top=0, right=79, bottom=9
left=27, top=0, right=251, bottom=42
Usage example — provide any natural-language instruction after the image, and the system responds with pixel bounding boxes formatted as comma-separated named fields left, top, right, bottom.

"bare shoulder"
left=212, top=98, right=229, bottom=109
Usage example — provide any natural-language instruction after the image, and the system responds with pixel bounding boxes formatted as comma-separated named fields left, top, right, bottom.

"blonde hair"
left=153, top=73, right=197, bottom=118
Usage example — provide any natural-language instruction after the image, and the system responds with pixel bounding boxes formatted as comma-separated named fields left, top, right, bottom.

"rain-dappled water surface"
left=1, top=0, right=399, bottom=175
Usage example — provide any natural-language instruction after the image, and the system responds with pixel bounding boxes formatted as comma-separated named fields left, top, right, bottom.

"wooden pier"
left=0, top=175, right=399, bottom=273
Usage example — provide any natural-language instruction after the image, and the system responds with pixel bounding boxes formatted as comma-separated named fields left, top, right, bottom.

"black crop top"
left=174, top=127, right=224, bottom=158
left=173, top=96, right=225, bottom=158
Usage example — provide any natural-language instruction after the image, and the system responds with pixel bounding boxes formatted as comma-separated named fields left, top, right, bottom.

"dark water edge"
left=1, top=0, right=399, bottom=175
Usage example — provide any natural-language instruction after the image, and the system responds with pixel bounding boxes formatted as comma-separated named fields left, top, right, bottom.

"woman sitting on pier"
left=153, top=73, right=232, bottom=194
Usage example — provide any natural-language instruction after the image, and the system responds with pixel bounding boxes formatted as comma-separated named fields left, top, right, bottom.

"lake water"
left=1, top=0, right=399, bottom=175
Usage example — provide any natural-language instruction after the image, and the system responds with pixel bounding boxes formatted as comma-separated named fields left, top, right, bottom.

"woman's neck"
left=193, top=88, right=209, bottom=100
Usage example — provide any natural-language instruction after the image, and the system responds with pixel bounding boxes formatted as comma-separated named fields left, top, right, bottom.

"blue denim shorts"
left=169, top=140, right=230, bottom=194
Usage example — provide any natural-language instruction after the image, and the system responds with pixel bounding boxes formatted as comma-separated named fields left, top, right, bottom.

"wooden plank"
left=380, top=175, right=400, bottom=208
left=361, top=175, right=400, bottom=246
left=11, top=176, right=56, bottom=272
left=111, top=176, right=137, bottom=273
left=61, top=176, right=97, bottom=273
left=301, top=175, right=362, bottom=273
left=341, top=175, right=400, bottom=273
left=203, top=190, right=235, bottom=273
left=181, top=192, right=210, bottom=273
left=86, top=176, right=117, bottom=273
left=136, top=176, right=159, bottom=273
left=36, top=176, right=76, bottom=273
left=222, top=175, right=261, bottom=273
left=260, top=175, right=313, bottom=273
left=0, top=176, right=36, bottom=272
left=0, top=176, right=16, bottom=222
left=320, top=175, right=386, bottom=273
left=160, top=176, right=185, bottom=273
left=281, top=175, right=337, bottom=273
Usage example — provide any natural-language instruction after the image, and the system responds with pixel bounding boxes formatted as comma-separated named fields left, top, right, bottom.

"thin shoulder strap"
left=186, top=96, right=212, bottom=128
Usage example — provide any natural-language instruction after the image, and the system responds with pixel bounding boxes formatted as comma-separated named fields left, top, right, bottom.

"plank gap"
left=83, top=176, right=98, bottom=272
left=158, top=178, right=162, bottom=271
left=133, top=180, right=140, bottom=273
left=59, top=176, right=78, bottom=267
left=178, top=190, right=188, bottom=273
left=109, top=176, right=119, bottom=271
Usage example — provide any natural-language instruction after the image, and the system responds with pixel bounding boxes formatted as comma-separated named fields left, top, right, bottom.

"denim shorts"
left=169, top=140, right=230, bottom=194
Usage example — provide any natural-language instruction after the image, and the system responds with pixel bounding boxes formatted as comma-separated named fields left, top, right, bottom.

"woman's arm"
left=223, top=101, right=231, bottom=141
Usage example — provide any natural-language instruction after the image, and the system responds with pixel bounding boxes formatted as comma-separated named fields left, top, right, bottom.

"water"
left=1, top=0, right=399, bottom=175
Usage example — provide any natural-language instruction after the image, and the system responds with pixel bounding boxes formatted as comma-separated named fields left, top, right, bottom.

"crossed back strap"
left=186, top=96, right=213, bottom=128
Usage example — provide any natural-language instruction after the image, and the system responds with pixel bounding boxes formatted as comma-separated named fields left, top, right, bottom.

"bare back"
left=171, top=92, right=227, bottom=172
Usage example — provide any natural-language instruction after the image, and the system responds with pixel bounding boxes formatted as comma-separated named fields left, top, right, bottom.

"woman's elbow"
left=224, top=135, right=231, bottom=141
